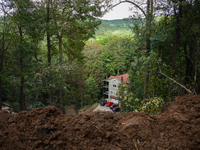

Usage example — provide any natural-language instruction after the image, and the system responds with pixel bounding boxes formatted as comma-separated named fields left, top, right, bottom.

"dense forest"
left=0, top=0, right=200, bottom=113
left=93, top=19, right=132, bottom=39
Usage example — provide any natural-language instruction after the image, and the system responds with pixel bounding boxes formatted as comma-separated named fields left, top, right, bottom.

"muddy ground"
left=0, top=94, right=200, bottom=150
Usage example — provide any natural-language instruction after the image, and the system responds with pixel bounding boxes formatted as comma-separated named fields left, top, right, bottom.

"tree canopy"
left=0, top=0, right=200, bottom=114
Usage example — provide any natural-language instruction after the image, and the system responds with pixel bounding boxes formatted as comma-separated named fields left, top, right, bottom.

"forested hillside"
left=0, top=0, right=200, bottom=114
left=94, top=19, right=132, bottom=39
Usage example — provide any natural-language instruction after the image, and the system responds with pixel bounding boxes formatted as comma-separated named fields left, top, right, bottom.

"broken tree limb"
left=159, top=72, right=194, bottom=95
left=2, top=102, right=10, bottom=107
left=111, top=0, right=146, bottom=17
left=132, top=139, right=139, bottom=150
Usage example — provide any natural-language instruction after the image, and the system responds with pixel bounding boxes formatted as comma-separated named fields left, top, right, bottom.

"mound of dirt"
left=117, top=94, right=200, bottom=149
left=0, top=94, right=200, bottom=150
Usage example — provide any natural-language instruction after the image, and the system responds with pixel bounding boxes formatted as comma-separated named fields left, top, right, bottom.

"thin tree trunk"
left=59, top=85, right=63, bottom=111
left=58, top=35, right=63, bottom=111
left=0, top=35, right=4, bottom=110
left=184, top=42, right=193, bottom=85
left=75, top=98, right=78, bottom=114
left=19, top=27, right=25, bottom=111
left=194, top=37, right=199, bottom=92
left=0, top=77, right=2, bottom=110
left=154, top=67, right=158, bottom=96
left=53, top=6, right=64, bottom=111
left=0, top=56, right=3, bottom=110
left=153, top=46, right=161, bottom=96
left=168, top=4, right=181, bottom=100
left=143, top=51, right=150, bottom=99
left=75, top=84, right=79, bottom=114
left=143, top=0, right=152, bottom=99
left=0, top=13, right=6, bottom=110
left=59, top=35, right=62, bottom=66
left=47, top=0, right=51, bottom=66
left=120, top=76, right=123, bottom=113
left=46, top=0, right=53, bottom=106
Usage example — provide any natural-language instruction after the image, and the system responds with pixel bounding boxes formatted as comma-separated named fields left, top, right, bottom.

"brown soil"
left=0, top=94, right=200, bottom=150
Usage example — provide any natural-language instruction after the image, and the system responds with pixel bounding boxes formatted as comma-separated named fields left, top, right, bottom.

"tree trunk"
left=46, top=0, right=53, bottom=106
left=153, top=46, right=161, bottom=96
left=58, top=34, right=63, bottom=111
left=0, top=35, right=4, bottom=110
left=59, top=85, right=63, bottom=111
left=19, top=27, right=25, bottom=111
left=154, top=67, right=158, bottom=96
left=75, top=84, right=79, bottom=114
left=75, top=96, right=78, bottom=114
left=0, top=77, right=2, bottom=110
left=0, top=14, right=6, bottom=110
left=143, top=0, right=152, bottom=99
left=0, top=57, right=3, bottom=110
left=143, top=49, right=150, bottom=99
left=47, top=0, right=51, bottom=66
left=193, top=37, right=200, bottom=92
left=168, top=3, right=181, bottom=100
left=53, top=6, right=64, bottom=111
left=120, top=76, right=123, bottom=113
left=184, top=42, right=193, bottom=85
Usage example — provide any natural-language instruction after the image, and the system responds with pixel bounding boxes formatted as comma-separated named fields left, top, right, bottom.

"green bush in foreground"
left=139, top=97, right=164, bottom=114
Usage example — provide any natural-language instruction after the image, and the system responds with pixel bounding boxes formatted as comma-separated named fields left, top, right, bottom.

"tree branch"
left=111, top=0, right=146, bottom=17
left=159, top=71, right=194, bottom=95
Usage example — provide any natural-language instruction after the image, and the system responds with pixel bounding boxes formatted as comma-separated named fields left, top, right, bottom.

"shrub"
left=139, top=97, right=164, bottom=114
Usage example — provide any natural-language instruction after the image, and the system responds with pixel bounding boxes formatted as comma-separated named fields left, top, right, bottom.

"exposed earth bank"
left=0, top=94, right=200, bottom=150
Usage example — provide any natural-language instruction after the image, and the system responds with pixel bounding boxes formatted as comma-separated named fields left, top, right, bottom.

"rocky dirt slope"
left=0, top=94, right=200, bottom=150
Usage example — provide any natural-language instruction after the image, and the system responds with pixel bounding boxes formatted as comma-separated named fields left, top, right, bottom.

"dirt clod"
left=0, top=94, right=200, bottom=149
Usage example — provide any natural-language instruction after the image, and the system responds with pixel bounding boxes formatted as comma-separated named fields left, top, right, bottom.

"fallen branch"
left=2, top=102, right=10, bottom=107
left=159, top=72, right=194, bottom=95
left=132, top=139, right=138, bottom=150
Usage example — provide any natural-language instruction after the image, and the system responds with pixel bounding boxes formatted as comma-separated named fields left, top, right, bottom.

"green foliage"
left=84, top=76, right=100, bottom=105
left=105, top=36, right=135, bottom=75
left=118, top=82, right=143, bottom=112
left=120, top=84, right=164, bottom=114
left=1, top=0, right=200, bottom=113
left=139, top=97, right=164, bottom=115
left=83, top=35, right=135, bottom=101
left=10, top=102, right=20, bottom=113
left=82, top=42, right=104, bottom=90
left=32, top=102, right=46, bottom=108
left=2, top=75, right=20, bottom=104
left=94, top=19, right=132, bottom=40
